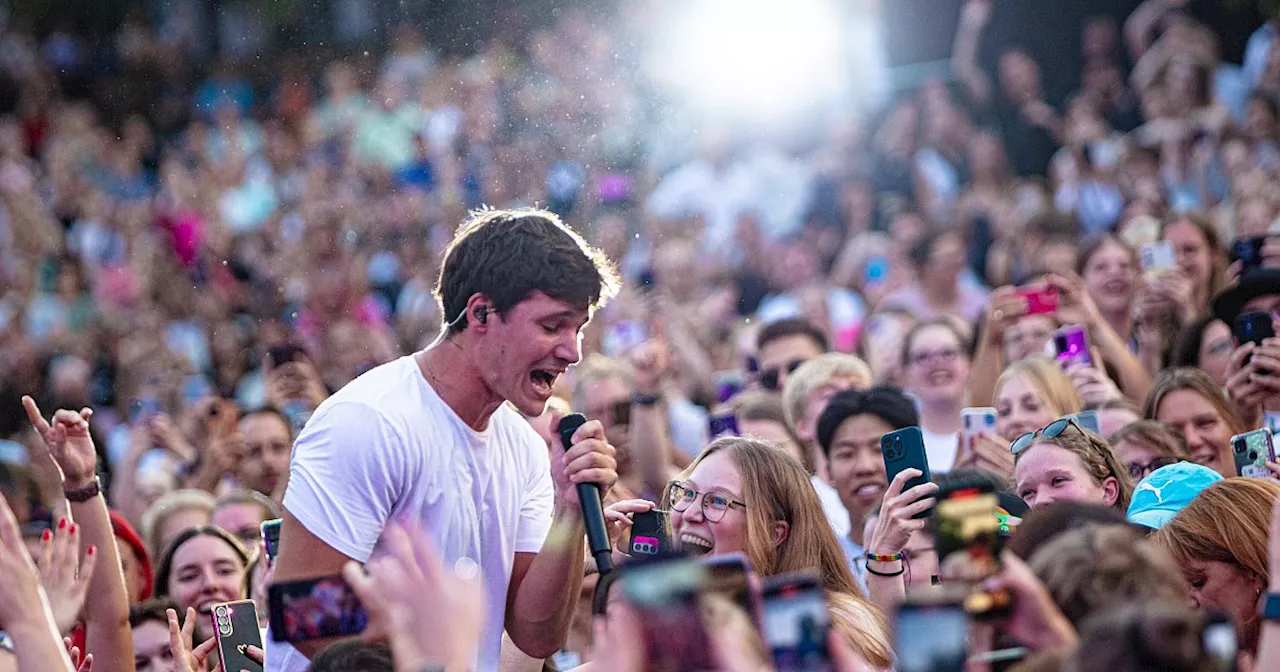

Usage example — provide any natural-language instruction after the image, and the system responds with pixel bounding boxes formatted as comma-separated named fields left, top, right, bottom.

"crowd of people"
left=2, top=0, right=1280, bottom=670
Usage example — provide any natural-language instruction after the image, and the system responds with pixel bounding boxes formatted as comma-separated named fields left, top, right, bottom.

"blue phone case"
left=881, top=427, right=933, bottom=518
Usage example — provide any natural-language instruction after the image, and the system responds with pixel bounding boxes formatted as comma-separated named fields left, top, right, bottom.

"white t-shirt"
left=921, top=428, right=958, bottom=474
left=266, top=356, right=555, bottom=672
left=813, top=475, right=851, bottom=538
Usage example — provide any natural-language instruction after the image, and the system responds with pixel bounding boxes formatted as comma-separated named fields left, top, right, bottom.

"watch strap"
left=64, top=476, right=101, bottom=503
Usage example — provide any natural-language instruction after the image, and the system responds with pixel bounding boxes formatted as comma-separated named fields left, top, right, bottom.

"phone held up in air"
left=1235, top=311, right=1276, bottom=348
left=260, top=519, right=282, bottom=562
left=1140, top=241, right=1176, bottom=274
left=894, top=595, right=968, bottom=672
left=1013, top=285, right=1058, bottom=316
left=881, top=427, right=932, bottom=519
left=629, top=509, right=674, bottom=558
left=762, top=571, right=832, bottom=672
left=1053, top=325, right=1092, bottom=367
left=1231, top=428, right=1276, bottom=479
left=210, top=600, right=264, bottom=672
left=268, top=575, right=369, bottom=642
left=960, top=407, right=997, bottom=459
left=619, top=557, right=718, bottom=672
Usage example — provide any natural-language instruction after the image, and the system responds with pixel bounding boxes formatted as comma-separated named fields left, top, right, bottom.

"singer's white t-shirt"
left=266, top=356, right=555, bottom=672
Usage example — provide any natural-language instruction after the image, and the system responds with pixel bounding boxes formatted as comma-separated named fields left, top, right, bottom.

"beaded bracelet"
left=864, top=551, right=905, bottom=563
left=865, top=563, right=905, bottom=578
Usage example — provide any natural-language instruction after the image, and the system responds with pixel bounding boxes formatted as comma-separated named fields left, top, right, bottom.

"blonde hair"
left=781, top=353, right=872, bottom=432
left=1016, top=424, right=1135, bottom=511
left=571, top=353, right=632, bottom=412
left=996, top=356, right=1083, bottom=419
left=1142, top=367, right=1248, bottom=437
left=141, top=488, right=216, bottom=557
left=1108, top=420, right=1188, bottom=461
left=827, top=591, right=893, bottom=668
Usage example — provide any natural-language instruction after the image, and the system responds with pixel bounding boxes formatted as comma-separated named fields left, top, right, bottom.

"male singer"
left=268, top=209, right=620, bottom=671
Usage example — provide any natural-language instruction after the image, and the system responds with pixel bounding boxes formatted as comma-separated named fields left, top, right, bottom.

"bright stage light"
left=649, top=0, right=851, bottom=123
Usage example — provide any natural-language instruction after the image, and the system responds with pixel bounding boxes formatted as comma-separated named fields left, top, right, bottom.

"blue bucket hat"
left=1126, top=461, right=1222, bottom=530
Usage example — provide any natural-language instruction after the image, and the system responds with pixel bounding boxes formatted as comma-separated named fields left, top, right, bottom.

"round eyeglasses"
left=668, top=481, right=747, bottom=522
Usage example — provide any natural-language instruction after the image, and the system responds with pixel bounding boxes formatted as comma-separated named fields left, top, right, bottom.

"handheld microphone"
left=559, top=413, right=613, bottom=575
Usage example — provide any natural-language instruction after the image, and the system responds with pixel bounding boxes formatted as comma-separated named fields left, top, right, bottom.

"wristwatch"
left=1261, top=592, right=1280, bottom=622
left=64, top=476, right=101, bottom=503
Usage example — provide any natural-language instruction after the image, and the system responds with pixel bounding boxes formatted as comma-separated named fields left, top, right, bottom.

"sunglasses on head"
left=759, top=359, right=807, bottom=391
left=1010, top=417, right=1087, bottom=455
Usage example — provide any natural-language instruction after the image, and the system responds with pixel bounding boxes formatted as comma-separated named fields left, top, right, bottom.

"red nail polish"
left=69, top=524, right=77, bottom=534
left=58, top=518, right=67, bottom=530
left=42, top=529, right=51, bottom=541
left=87, top=545, right=96, bottom=556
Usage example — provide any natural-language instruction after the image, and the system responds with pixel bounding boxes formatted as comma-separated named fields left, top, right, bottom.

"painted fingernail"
left=58, top=518, right=67, bottom=530
left=70, top=524, right=77, bottom=534
left=87, top=545, right=96, bottom=556
left=42, top=529, right=51, bottom=541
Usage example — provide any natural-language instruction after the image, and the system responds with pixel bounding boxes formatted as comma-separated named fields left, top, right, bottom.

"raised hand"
left=36, top=518, right=97, bottom=635
left=343, top=523, right=486, bottom=672
left=167, top=607, right=219, bottom=672
left=22, top=396, right=97, bottom=490
left=866, top=469, right=938, bottom=559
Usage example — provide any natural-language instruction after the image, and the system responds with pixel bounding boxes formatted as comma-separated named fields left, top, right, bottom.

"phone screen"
left=268, top=576, right=369, bottom=642
left=1140, top=241, right=1176, bottom=272
left=894, top=602, right=968, bottom=672
left=211, top=600, right=263, bottom=672
left=621, top=560, right=716, bottom=672
left=1054, top=326, right=1091, bottom=366
left=762, top=579, right=831, bottom=672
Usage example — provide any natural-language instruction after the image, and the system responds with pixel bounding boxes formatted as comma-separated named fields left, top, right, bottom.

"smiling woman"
left=662, top=436, right=893, bottom=667
left=153, top=525, right=251, bottom=642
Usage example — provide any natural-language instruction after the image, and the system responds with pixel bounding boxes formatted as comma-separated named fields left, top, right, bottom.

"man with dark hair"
left=816, top=386, right=919, bottom=590
left=755, top=318, right=830, bottom=392
left=234, top=407, right=293, bottom=500
left=269, top=209, right=621, bottom=671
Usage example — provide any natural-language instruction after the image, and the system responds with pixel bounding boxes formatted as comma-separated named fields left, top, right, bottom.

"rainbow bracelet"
left=864, top=551, right=904, bottom=563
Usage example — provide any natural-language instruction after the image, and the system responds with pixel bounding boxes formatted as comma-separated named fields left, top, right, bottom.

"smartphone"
left=1053, top=325, right=1092, bottom=366
left=620, top=558, right=717, bottom=672
left=603, top=320, right=648, bottom=358
left=266, top=343, right=308, bottom=368
left=761, top=572, right=832, bottom=672
left=261, top=519, right=282, bottom=561
left=881, top=427, right=932, bottom=518
left=932, top=488, right=1010, bottom=619
left=1231, top=236, right=1267, bottom=271
left=715, top=370, right=747, bottom=405
left=960, top=407, right=997, bottom=462
left=709, top=411, right=740, bottom=440
left=1068, top=410, right=1101, bottom=435
left=268, top=575, right=369, bottom=642
left=894, top=599, right=968, bottom=672
left=1014, top=285, right=1058, bottom=316
left=1231, top=428, right=1276, bottom=479
left=210, top=600, right=264, bottom=672
left=1140, top=241, right=1176, bottom=273
left=1204, top=611, right=1238, bottom=672
left=1235, top=311, right=1276, bottom=348
left=703, top=553, right=761, bottom=630
left=629, top=509, right=674, bottom=558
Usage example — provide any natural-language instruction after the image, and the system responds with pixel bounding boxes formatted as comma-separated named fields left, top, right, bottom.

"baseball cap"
left=1126, top=461, right=1222, bottom=530
left=1211, top=267, right=1280, bottom=324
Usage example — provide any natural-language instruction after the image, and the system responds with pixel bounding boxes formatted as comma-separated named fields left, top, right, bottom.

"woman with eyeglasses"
left=1109, top=420, right=1189, bottom=482
left=901, top=318, right=972, bottom=473
left=1142, top=367, right=1246, bottom=479
left=605, top=436, right=893, bottom=667
left=1171, top=315, right=1235, bottom=387
left=1012, top=417, right=1134, bottom=511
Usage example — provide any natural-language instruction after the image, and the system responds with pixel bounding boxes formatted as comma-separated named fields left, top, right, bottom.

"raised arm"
left=21, top=396, right=132, bottom=672
left=952, top=0, right=995, bottom=109
left=0, top=497, right=76, bottom=672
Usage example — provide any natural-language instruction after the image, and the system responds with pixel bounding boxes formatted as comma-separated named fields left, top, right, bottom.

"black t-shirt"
left=990, top=99, right=1060, bottom=178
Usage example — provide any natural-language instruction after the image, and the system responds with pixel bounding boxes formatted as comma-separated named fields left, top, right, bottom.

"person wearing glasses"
left=1012, top=417, right=1134, bottom=511
left=605, top=436, right=894, bottom=668
left=901, top=318, right=973, bottom=473
left=754, top=318, right=829, bottom=394
left=1109, top=420, right=1189, bottom=483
